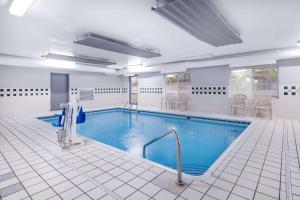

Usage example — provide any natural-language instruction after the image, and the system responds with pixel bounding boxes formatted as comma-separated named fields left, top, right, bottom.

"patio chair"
left=177, top=95, right=188, bottom=111
left=168, top=95, right=177, bottom=109
left=161, top=94, right=176, bottom=109
left=231, top=94, right=248, bottom=116
left=254, top=95, right=273, bottom=118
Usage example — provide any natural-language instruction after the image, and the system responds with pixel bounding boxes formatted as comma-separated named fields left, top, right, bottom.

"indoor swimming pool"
left=40, top=108, right=249, bottom=176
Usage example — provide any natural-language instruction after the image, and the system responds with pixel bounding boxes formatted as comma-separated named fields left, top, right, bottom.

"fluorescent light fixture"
left=166, top=74, right=176, bottom=78
left=43, top=53, right=116, bottom=66
left=124, top=73, right=136, bottom=77
left=284, top=48, right=300, bottom=57
left=126, top=64, right=143, bottom=69
left=74, top=33, right=161, bottom=58
left=44, top=59, right=76, bottom=69
left=9, top=0, right=35, bottom=17
left=152, top=0, right=242, bottom=46
left=126, top=65, right=153, bottom=73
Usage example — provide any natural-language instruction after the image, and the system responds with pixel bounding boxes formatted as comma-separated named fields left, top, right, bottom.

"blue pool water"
left=40, top=109, right=248, bottom=176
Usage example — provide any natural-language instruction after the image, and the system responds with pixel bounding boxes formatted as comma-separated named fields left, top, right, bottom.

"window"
left=230, top=69, right=253, bottom=97
left=230, top=66, right=278, bottom=97
left=253, top=68, right=278, bottom=96
left=79, top=89, right=94, bottom=101
left=166, top=73, right=191, bottom=95
left=166, top=74, right=178, bottom=95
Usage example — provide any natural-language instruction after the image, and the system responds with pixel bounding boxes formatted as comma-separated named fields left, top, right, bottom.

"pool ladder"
left=142, top=129, right=184, bottom=186
left=124, top=101, right=138, bottom=111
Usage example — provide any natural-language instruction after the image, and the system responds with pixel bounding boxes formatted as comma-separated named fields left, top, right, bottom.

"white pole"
left=70, top=98, right=82, bottom=145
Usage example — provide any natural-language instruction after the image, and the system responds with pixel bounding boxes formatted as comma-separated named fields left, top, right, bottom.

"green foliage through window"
left=230, top=67, right=278, bottom=97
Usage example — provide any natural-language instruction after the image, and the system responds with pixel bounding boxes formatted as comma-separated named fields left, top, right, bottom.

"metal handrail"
left=124, top=101, right=138, bottom=110
left=142, top=129, right=184, bottom=186
left=123, top=101, right=132, bottom=110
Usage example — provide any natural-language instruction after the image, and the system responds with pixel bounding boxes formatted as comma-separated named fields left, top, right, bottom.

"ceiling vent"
left=74, top=33, right=161, bottom=58
left=43, top=53, right=116, bottom=66
left=152, top=0, right=242, bottom=47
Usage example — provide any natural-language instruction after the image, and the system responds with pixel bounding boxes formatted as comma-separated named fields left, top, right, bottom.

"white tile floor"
left=0, top=107, right=299, bottom=200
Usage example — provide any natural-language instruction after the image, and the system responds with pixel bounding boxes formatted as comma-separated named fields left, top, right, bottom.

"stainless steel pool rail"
left=142, top=129, right=184, bottom=186
left=124, top=101, right=132, bottom=110
left=124, top=101, right=138, bottom=110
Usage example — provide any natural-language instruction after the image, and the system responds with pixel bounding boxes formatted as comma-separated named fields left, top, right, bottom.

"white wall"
left=136, top=66, right=231, bottom=114
left=273, top=66, right=300, bottom=118
left=69, top=72, right=128, bottom=109
left=138, top=74, right=165, bottom=107
left=2, top=63, right=300, bottom=119
left=135, top=64, right=300, bottom=119
left=0, top=66, right=50, bottom=115
left=188, top=66, right=231, bottom=114
left=0, top=65, right=128, bottom=115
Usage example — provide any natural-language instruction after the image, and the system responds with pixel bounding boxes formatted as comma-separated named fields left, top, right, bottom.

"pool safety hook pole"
left=142, top=129, right=184, bottom=186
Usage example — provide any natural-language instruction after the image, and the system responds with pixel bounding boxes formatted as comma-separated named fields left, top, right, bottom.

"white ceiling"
left=0, top=0, right=300, bottom=72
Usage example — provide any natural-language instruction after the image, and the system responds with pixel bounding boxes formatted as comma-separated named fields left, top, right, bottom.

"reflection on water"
left=123, top=127, right=146, bottom=155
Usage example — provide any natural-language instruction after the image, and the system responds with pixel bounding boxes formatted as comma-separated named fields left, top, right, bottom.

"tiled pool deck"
left=0, top=109, right=299, bottom=200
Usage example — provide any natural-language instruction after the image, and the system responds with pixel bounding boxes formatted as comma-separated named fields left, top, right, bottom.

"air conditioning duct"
left=152, top=0, right=242, bottom=47
left=74, top=33, right=161, bottom=58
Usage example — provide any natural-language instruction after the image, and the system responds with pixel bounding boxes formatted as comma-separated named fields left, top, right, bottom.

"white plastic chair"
left=177, top=95, right=188, bottom=111
left=254, top=95, right=273, bottom=118
left=161, top=94, right=175, bottom=109
left=231, top=94, right=248, bottom=116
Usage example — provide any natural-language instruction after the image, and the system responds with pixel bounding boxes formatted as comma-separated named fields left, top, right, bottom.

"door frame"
left=50, top=73, right=70, bottom=111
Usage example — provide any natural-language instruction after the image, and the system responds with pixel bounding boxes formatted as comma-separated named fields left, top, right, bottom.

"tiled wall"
left=2, top=64, right=300, bottom=118
left=139, top=87, right=163, bottom=94
left=272, top=66, right=300, bottom=118
left=282, top=85, right=300, bottom=96
left=191, top=86, right=227, bottom=95
left=0, top=88, right=49, bottom=97
left=70, top=88, right=128, bottom=95
left=188, top=66, right=231, bottom=114
left=0, top=66, right=128, bottom=114
left=137, top=76, right=165, bottom=107
left=136, top=67, right=231, bottom=112
left=94, top=88, right=128, bottom=94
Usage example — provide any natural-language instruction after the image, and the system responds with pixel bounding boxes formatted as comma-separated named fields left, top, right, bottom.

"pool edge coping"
left=37, top=107, right=252, bottom=125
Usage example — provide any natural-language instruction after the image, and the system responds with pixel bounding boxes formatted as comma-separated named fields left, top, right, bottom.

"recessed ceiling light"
left=9, top=0, right=35, bottom=17
left=297, top=41, right=300, bottom=47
